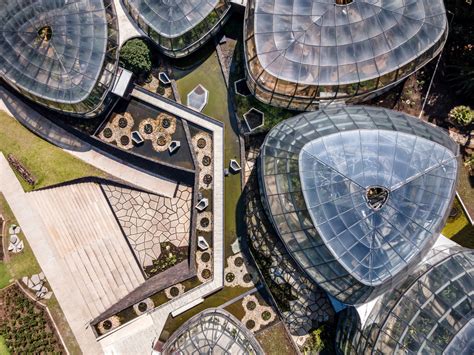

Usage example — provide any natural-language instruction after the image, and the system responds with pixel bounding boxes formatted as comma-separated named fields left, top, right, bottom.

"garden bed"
left=144, top=242, right=188, bottom=278
left=0, top=284, right=64, bottom=353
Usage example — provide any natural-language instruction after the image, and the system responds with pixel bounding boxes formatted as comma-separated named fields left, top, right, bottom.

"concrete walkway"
left=0, top=154, right=102, bottom=354
left=0, top=86, right=177, bottom=198
left=113, top=0, right=141, bottom=46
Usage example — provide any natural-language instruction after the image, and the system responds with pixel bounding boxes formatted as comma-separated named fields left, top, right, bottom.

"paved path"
left=113, top=0, right=141, bottom=46
left=99, top=90, right=225, bottom=354
left=0, top=86, right=177, bottom=197
left=0, top=154, right=103, bottom=354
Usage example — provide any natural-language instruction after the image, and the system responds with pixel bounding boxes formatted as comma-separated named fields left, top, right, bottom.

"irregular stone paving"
left=102, top=183, right=192, bottom=270
left=244, top=143, right=334, bottom=345
left=191, top=131, right=213, bottom=190
left=241, top=294, right=277, bottom=333
left=224, top=252, right=259, bottom=288
left=21, top=272, right=53, bottom=300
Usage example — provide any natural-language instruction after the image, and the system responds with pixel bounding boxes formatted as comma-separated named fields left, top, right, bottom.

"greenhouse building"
left=336, top=245, right=474, bottom=354
left=244, top=0, right=448, bottom=110
left=122, top=0, right=231, bottom=57
left=0, top=0, right=120, bottom=116
left=160, top=309, right=264, bottom=354
left=258, top=106, right=459, bottom=305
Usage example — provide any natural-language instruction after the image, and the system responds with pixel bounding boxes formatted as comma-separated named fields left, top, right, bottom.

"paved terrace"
left=0, top=86, right=177, bottom=198
left=98, top=89, right=224, bottom=354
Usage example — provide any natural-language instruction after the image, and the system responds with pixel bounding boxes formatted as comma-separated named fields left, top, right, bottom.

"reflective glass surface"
left=300, top=131, right=457, bottom=285
left=259, top=106, right=459, bottom=304
left=0, top=0, right=119, bottom=115
left=336, top=247, right=474, bottom=354
left=123, top=0, right=231, bottom=56
left=244, top=0, right=448, bottom=108
left=162, top=309, right=263, bottom=354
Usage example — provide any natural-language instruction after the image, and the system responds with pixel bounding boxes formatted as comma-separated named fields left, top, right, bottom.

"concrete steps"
left=29, top=182, right=145, bottom=316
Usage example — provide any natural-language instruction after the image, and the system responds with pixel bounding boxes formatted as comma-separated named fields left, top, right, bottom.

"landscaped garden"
left=0, top=284, right=63, bottom=354
left=0, top=111, right=106, bottom=192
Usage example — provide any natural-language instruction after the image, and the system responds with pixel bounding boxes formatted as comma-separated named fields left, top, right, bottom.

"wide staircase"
left=29, top=182, right=145, bottom=317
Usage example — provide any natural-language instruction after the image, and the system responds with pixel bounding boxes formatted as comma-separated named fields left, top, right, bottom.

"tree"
left=448, top=105, right=473, bottom=126
left=119, top=39, right=152, bottom=75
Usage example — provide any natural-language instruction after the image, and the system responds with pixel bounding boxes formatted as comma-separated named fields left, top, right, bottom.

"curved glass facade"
left=258, top=106, right=459, bottom=304
left=123, top=0, right=231, bottom=58
left=244, top=0, right=448, bottom=110
left=0, top=0, right=120, bottom=116
left=161, top=309, right=264, bottom=354
left=336, top=246, right=474, bottom=354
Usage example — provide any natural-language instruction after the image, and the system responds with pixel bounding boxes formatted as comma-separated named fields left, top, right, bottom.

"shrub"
left=120, top=39, right=152, bottom=75
left=449, top=105, right=473, bottom=126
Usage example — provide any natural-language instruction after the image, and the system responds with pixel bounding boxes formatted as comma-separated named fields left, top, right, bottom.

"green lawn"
left=0, top=263, right=11, bottom=290
left=0, top=335, right=10, bottom=355
left=176, top=53, right=243, bottom=259
left=0, top=110, right=106, bottom=192
left=442, top=196, right=474, bottom=248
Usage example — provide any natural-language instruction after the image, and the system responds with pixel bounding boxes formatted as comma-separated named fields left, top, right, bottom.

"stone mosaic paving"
left=241, top=294, right=277, bottom=333
left=102, top=183, right=192, bottom=270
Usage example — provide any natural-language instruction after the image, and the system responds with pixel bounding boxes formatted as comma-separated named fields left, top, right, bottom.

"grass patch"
left=0, top=335, right=10, bottom=355
left=442, top=195, right=474, bottom=248
left=255, top=322, right=297, bottom=354
left=160, top=285, right=248, bottom=341
left=442, top=197, right=469, bottom=238
left=0, top=193, right=42, bottom=280
left=175, top=53, right=242, bottom=257
left=457, top=163, right=474, bottom=218
left=0, top=110, right=106, bottom=192
left=0, top=263, right=11, bottom=290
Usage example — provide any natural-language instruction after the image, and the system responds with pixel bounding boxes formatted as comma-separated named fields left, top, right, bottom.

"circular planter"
left=201, top=269, right=211, bottom=279
left=138, top=302, right=147, bottom=312
left=449, top=207, right=460, bottom=218
left=243, top=273, right=252, bottom=283
left=203, top=174, right=213, bottom=185
left=246, top=301, right=256, bottom=311
left=144, top=124, right=153, bottom=134
left=262, top=310, right=271, bottom=321
left=234, top=257, right=244, bottom=267
left=169, top=286, right=180, bottom=297
left=225, top=272, right=235, bottom=283
left=200, top=217, right=210, bottom=228
left=118, top=117, right=128, bottom=128
left=120, top=135, right=130, bottom=146
left=162, top=118, right=171, bottom=128
left=201, top=252, right=211, bottom=263
left=103, top=128, right=113, bottom=138
left=246, top=320, right=255, bottom=330
left=157, top=135, right=167, bottom=146
left=202, top=156, right=211, bottom=166
left=103, top=320, right=112, bottom=330
left=197, top=138, right=207, bottom=148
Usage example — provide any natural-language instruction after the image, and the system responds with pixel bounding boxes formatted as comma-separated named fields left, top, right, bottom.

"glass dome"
left=258, top=106, right=459, bottom=304
left=336, top=246, right=474, bottom=354
left=0, top=0, right=119, bottom=116
left=123, top=0, right=231, bottom=57
left=161, top=309, right=264, bottom=354
left=244, top=0, right=448, bottom=110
